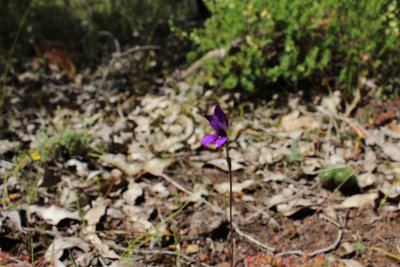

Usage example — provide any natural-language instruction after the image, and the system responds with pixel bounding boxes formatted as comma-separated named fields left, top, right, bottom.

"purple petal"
left=204, top=104, right=229, bottom=132
left=202, top=134, right=218, bottom=147
left=204, top=114, right=219, bottom=132
left=215, top=136, right=228, bottom=148
left=214, top=104, right=228, bottom=131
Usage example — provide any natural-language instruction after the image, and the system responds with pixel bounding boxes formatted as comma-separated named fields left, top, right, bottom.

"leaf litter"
left=1, top=60, right=400, bottom=266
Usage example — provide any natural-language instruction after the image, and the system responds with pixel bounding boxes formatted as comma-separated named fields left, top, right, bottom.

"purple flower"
left=202, top=104, right=229, bottom=148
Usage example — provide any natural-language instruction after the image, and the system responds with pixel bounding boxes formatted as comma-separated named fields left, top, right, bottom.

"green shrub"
left=189, top=0, right=400, bottom=95
left=36, top=126, right=103, bottom=160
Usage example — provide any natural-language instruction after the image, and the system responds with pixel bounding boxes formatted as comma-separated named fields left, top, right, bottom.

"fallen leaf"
left=67, top=159, right=89, bottom=177
left=280, top=112, right=320, bottom=132
left=185, top=183, right=208, bottom=202
left=123, top=183, right=144, bottom=205
left=362, top=150, right=377, bottom=172
left=382, top=142, right=400, bottom=162
left=337, top=193, right=378, bottom=209
left=263, top=188, right=294, bottom=207
left=84, top=198, right=108, bottom=226
left=186, top=244, right=200, bottom=254
left=151, top=182, right=170, bottom=198
left=388, top=123, right=400, bottom=138
left=29, top=205, right=80, bottom=225
left=1, top=210, right=25, bottom=233
left=123, top=205, right=154, bottom=232
left=206, top=158, right=244, bottom=172
left=0, top=140, right=19, bottom=154
left=143, top=158, right=172, bottom=176
left=100, top=154, right=142, bottom=176
left=45, top=236, right=89, bottom=267
left=83, top=198, right=119, bottom=259
left=277, top=198, right=322, bottom=217
left=357, top=172, right=377, bottom=188
left=59, top=187, right=78, bottom=209
left=214, top=180, right=254, bottom=194
left=379, top=181, right=400, bottom=198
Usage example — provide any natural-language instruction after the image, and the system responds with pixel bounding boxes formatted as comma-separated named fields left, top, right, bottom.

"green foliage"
left=36, top=126, right=102, bottom=160
left=318, top=165, right=358, bottom=192
left=284, top=143, right=302, bottom=164
left=189, top=0, right=400, bottom=95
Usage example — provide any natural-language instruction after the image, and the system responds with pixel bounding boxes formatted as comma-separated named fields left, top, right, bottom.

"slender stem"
left=225, top=142, right=233, bottom=267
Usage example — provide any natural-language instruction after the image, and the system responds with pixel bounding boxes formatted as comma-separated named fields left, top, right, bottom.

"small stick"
left=225, top=141, right=234, bottom=267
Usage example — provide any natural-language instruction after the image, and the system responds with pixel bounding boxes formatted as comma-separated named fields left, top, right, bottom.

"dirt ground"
left=1, top=58, right=400, bottom=267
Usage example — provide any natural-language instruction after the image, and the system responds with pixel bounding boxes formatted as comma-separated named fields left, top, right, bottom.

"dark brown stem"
left=225, top=142, right=233, bottom=267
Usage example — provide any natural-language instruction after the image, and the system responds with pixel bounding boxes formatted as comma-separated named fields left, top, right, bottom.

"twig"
left=308, top=229, right=343, bottom=256
left=179, top=48, right=226, bottom=79
left=277, top=202, right=344, bottom=257
left=98, top=31, right=121, bottom=54
left=233, top=223, right=275, bottom=251
left=276, top=227, right=343, bottom=257
left=344, top=88, right=361, bottom=117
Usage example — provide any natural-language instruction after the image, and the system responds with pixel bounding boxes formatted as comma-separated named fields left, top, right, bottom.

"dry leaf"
left=186, top=244, right=199, bottom=254
left=151, top=182, right=170, bottom=198
left=379, top=181, right=400, bottom=198
left=362, top=150, right=377, bottom=172
left=337, top=193, right=378, bottom=209
left=280, top=111, right=320, bottom=132
left=382, top=142, right=400, bottom=161
left=185, top=183, right=208, bottom=202
left=66, top=159, right=89, bottom=177
left=123, top=183, right=144, bottom=205
left=357, top=172, right=377, bottom=188
left=277, top=198, right=322, bottom=217
left=84, top=198, right=108, bottom=226
left=143, top=158, right=171, bottom=176
left=1, top=210, right=24, bottom=233
left=83, top=199, right=119, bottom=259
left=0, top=140, right=19, bottom=154
left=263, top=188, right=294, bottom=207
left=100, top=154, right=142, bottom=176
left=45, top=237, right=89, bottom=267
left=301, top=158, right=324, bottom=174
left=214, top=180, right=254, bottom=194
left=29, top=205, right=80, bottom=225
left=59, top=187, right=78, bottom=209
left=123, top=205, right=153, bottom=232
left=206, top=158, right=244, bottom=172
left=387, top=123, right=400, bottom=138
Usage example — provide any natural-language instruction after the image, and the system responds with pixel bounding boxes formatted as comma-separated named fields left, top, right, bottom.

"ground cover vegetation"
left=0, top=0, right=400, bottom=266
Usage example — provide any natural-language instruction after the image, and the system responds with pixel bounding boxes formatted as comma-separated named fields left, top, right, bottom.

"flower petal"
left=214, top=104, right=228, bottom=131
left=204, top=114, right=221, bottom=132
left=215, top=136, right=228, bottom=148
left=202, top=134, right=218, bottom=147
left=204, top=104, right=228, bottom=132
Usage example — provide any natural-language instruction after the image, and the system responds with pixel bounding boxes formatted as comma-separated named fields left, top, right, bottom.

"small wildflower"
left=202, top=103, right=229, bottom=148
left=31, top=151, right=41, bottom=161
